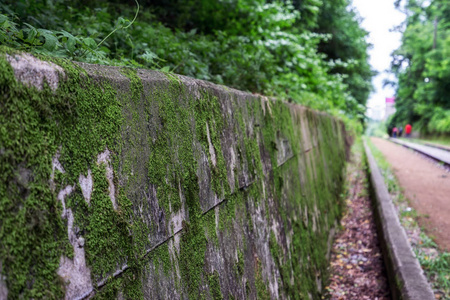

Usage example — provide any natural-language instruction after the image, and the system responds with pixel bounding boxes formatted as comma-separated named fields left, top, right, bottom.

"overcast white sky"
left=351, top=0, right=406, bottom=120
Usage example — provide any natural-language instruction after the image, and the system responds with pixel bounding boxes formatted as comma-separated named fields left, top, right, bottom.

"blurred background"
left=1, top=0, right=449, bottom=142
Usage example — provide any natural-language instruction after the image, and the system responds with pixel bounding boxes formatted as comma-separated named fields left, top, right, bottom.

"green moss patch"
left=0, top=47, right=349, bottom=299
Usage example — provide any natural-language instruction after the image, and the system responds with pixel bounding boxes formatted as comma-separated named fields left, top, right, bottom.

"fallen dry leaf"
left=324, top=150, right=390, bottom=300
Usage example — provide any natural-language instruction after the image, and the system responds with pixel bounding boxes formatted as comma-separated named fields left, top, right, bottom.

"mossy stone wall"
left=0, top=48, right=349, bottom=299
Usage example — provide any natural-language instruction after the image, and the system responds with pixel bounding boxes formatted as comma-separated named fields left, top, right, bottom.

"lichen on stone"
left=6, top=53, right=65, bottom=91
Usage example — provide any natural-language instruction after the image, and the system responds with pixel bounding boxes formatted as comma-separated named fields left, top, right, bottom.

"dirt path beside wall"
left=326, top=142, right=390, bottom=299
left=371, top=137, right=450, bottom=251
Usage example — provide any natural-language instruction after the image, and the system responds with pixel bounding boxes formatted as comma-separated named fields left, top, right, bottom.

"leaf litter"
left=324, top=143, right=390, bottom=300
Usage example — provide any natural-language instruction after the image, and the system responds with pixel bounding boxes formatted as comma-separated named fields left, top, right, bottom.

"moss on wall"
left=0, top=47, right=349, bottom=299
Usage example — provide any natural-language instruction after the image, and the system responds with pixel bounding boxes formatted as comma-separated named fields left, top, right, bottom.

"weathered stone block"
left=0, top=48, right=349, bottom=299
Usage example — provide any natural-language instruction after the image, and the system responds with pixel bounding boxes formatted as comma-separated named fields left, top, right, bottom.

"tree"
left=389, top=0, right=450, bottom=134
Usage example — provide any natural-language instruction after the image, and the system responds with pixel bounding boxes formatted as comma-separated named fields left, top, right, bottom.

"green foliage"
left=416, top=250, right=450, bottom=296
left=316, top=0, right=375, bottom=120
left=365, top=120, right=389, bottom=138
left=0, top=0, right=373, bottom=122
left=390, top=0, right=450, bottom=135
left=0, top=13, right=103, bottom=61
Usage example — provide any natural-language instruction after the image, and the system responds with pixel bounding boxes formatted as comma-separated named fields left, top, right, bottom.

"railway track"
left=389, top=138, right=450, bottom=166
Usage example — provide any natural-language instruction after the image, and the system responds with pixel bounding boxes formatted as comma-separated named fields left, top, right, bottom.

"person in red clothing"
left=405, top=124, right=412, bottom=137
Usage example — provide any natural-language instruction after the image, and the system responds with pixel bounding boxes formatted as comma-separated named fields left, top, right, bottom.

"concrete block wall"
left=0, top=49, right=349, bottom=299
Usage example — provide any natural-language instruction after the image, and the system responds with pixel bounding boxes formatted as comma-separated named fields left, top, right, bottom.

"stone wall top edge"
left=3, top=49, right=339, bottom=123
left=74, top=60, right=325, bottom=115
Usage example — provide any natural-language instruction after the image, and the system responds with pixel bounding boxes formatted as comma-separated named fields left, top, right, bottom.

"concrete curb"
left=363, top=141, right=434, bottom=300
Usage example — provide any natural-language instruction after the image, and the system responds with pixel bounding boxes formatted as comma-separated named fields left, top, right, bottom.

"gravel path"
left=371, top=137, right=450, bottom=251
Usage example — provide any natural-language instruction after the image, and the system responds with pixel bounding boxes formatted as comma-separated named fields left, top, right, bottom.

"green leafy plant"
left=1, top=0, right=373, bottom=124
left=389, top=0, right=450, bottom=135
left=0, top=0, right=140, bottom=64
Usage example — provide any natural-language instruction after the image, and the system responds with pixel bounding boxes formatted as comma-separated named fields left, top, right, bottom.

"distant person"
left=405, top=124, right=412, bottom=137
left=399, top=127, right=403, bottom=137
left=392, top=127, right=398, bottom=138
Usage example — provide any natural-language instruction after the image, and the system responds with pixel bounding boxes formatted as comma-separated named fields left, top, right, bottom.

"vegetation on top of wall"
left=0, top=0, right=373, bottom=125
